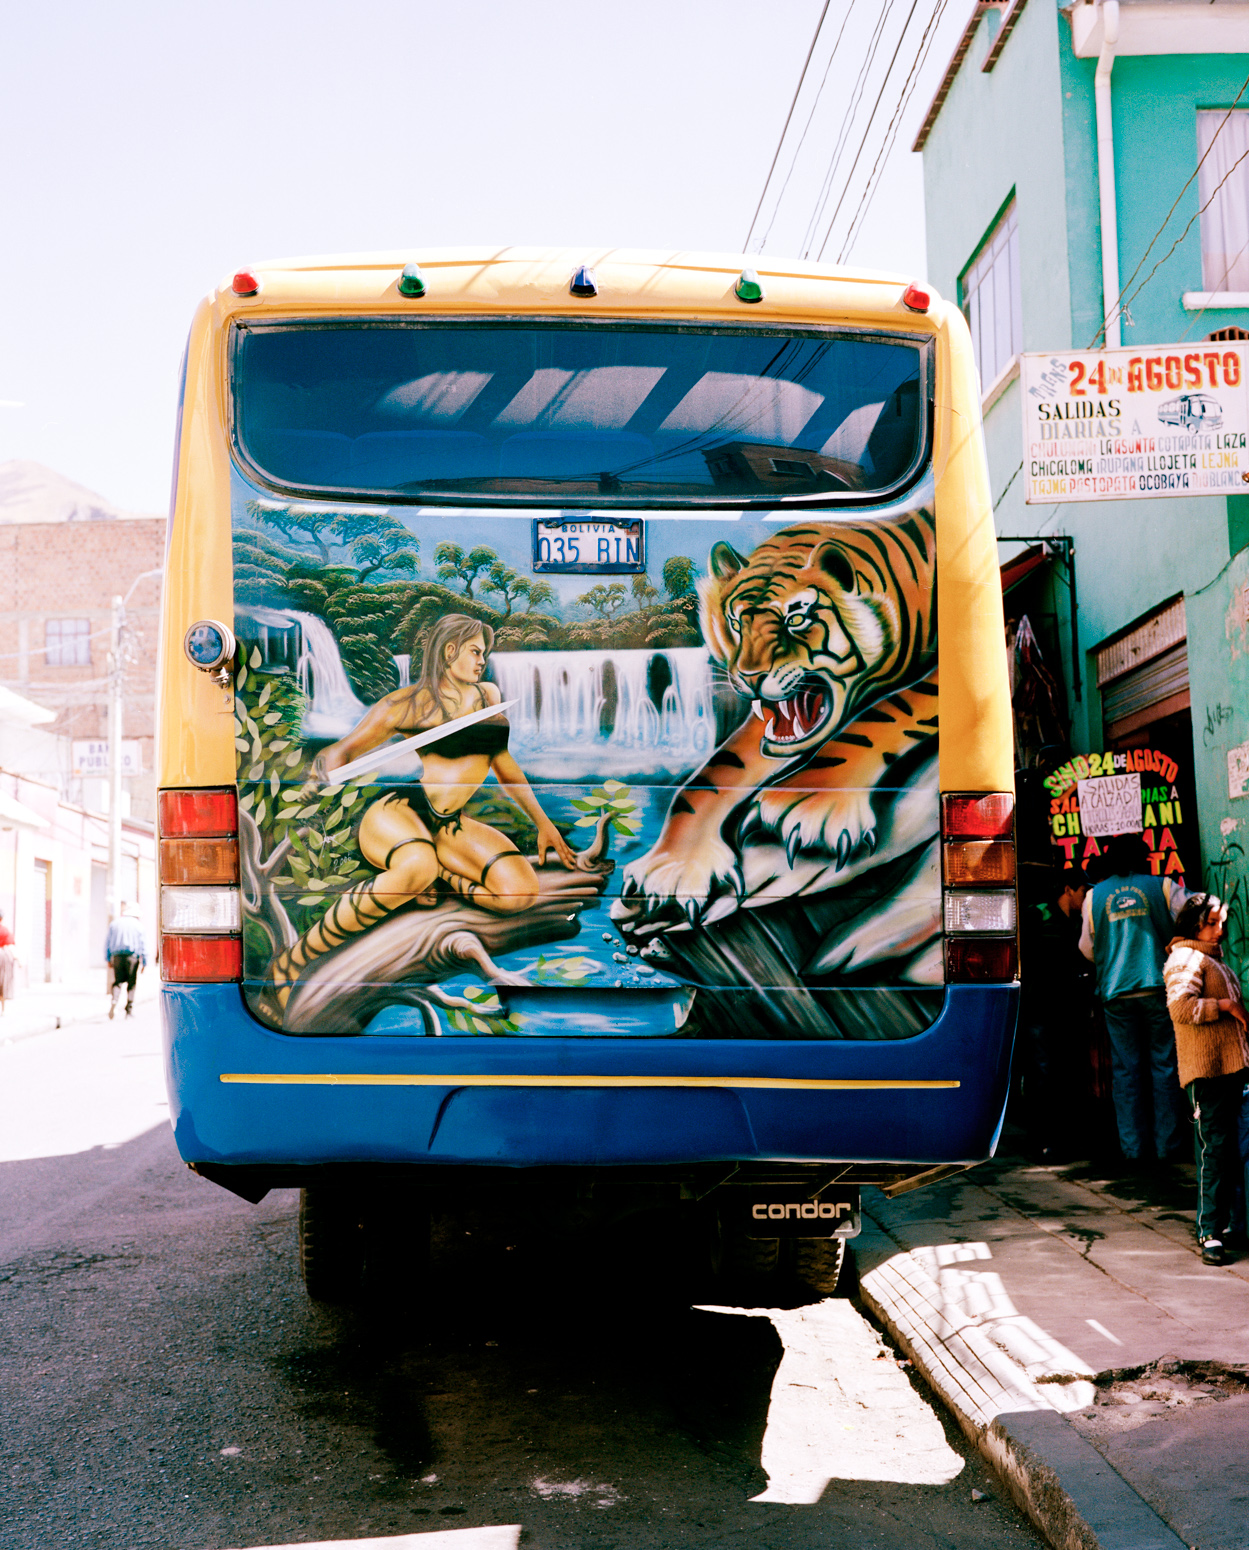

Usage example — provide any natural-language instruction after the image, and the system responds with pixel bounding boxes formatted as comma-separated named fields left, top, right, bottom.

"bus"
left=158, top=248, right=1016, bottom=1297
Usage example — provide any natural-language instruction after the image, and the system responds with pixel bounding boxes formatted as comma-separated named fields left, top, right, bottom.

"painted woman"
left=266, top=613, right=575, bottom=1012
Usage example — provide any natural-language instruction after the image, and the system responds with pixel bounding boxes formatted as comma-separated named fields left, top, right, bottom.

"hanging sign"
left=1044, top=747, right=1187, bottom=877
left=1021, top=345, right=1249, bottom=503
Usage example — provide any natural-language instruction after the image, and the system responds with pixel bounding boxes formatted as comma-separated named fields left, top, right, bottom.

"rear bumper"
left=163, top=983, right=1018, bottom=1170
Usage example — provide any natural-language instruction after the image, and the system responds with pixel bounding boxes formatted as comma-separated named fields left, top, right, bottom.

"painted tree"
left=435, top=542, right=499, bottom=599
left=577, top=583, right=628, bottom=620
left=247, top=499, right=339, bottom=565
left=482, top=561, right=528, bottom=618
left=331, top=512, right=419, bottom=582
left=630, top=573, right=662, bottom=608
left=661, top=555, right=697, bottom=599
left=523, top=578, right=558, bottom=614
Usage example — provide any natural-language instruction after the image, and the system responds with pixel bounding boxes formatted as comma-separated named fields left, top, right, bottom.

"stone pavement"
left=857, top=1148, right=1249, bottom=1550
left=0, top=966, right=158, bottom=1045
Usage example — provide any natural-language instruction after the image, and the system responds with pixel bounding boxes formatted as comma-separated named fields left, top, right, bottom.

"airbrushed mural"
left=232, top=483, right=941, bottom=1039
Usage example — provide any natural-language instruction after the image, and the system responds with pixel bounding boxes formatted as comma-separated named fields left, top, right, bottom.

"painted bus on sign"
left=157, top=249, right=1016, bottom=1298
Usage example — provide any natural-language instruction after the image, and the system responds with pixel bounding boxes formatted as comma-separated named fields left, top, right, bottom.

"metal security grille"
left=1096, top=598, right=1190, bottom=739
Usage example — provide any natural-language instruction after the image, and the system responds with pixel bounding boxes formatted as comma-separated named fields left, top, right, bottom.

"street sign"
left=72, top=740, right=143, bottom=777
left=1021, top=344, right=1249, bottom=503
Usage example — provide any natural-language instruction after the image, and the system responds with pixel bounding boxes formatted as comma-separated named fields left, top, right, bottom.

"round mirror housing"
left=184, top=619, right=236, bottom=684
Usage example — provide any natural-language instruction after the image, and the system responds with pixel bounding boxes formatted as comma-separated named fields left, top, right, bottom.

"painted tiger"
left=613, top=507, right=938, bottom=950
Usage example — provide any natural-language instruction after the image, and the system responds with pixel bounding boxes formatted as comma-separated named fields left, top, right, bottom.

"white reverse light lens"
left=943, top=890, right=1017, bottom=934
left=161, top=886, right=241, bottom=934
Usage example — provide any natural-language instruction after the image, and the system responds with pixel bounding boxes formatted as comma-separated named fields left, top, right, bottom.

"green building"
left=918, top=0, right=1249, bottom=969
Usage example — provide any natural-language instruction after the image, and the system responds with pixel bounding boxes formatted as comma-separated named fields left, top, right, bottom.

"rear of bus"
left=158, top=249, right=1017, bottom=1288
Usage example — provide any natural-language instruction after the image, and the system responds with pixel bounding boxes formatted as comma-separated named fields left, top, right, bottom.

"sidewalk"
left=0, top=966, right=159, bottom=1045
left=857, top=1146, right=1249, bottom=1550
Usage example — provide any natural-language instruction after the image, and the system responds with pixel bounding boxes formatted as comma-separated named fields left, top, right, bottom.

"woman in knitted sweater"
left=1163, top=893, right=1249, bottom=1265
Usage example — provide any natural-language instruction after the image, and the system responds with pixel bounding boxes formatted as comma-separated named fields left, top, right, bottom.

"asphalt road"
left=0, top=999, right=1048, bottom=1550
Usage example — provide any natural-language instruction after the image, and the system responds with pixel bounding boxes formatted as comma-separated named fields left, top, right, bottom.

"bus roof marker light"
left=735, top=269, right=765, bottom=303
left=570, top=265, right=598, bottom=298
left=398, top=262, right=427, bottom=298
left=902, top=282, right=931, bottom=313
left=231, top=269, right=261, bottom=297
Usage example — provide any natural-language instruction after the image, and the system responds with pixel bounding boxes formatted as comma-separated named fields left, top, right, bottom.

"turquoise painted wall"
left=920, top=0, right=1248, bottom=880
left=1185, top=546, right=1249, bottom=982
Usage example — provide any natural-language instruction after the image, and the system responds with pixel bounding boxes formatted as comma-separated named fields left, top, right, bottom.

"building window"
left=45, top=617, right=91, bottom=666
left=1198, top=109, right=1249, bottom=291
left=1208, top=326, right=1249, bottom=342
left=960, top=201, right=1021, bottom=392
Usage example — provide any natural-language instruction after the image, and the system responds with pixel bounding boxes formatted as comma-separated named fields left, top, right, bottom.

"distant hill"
left=0, top=460, right=161, bottom=523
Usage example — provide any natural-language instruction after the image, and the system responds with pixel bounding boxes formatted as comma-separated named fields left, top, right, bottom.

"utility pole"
left=106, top=593, right=123, bottom=917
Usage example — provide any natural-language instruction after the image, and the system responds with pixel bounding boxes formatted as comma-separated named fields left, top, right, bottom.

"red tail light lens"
left=159, top=788, right=237, bottom=838
left=162, top=935, right=243, bottom=983
left=946, top=938, right=1018, bottom=983
left=942, top=793, right=1014, bottom=839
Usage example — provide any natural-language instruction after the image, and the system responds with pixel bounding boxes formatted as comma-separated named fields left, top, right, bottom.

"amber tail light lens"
left=159, top=787, right=241, bottom=983
left=943, top=840, right=1016, bottom=887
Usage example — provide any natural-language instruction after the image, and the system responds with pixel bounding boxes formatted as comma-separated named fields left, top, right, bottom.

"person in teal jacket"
left=1080, top=834, right=1189, bottom=1164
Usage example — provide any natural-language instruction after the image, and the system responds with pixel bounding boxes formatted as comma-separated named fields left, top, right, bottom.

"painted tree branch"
left=279, top=813, right=615, bottom=1035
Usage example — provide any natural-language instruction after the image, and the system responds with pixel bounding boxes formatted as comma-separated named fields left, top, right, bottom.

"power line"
left=1087, top=67, right=1249, bottom=347
left=800, top=0, right=897, bottom=259
left=836, top=0, right=949, bottom=264
left=1114, top=136, right=1249, bottom=331
left=756, top=0, right=859, bottom=254
left=743, top=0, right=833, bottom=253
left=815, top=0, right=923, bottom=262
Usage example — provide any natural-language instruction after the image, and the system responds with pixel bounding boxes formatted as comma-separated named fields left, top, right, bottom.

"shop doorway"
left=31, top=859, right=51, bottom=983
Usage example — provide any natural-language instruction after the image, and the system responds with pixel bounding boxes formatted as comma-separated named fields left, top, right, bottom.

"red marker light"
left=232, top=269, right=261, bottom=297
left=902, top=282, right=930, bottom=313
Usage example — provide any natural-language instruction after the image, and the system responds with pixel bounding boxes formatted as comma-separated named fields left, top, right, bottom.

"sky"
left=0, top=0, right=975, bottom=514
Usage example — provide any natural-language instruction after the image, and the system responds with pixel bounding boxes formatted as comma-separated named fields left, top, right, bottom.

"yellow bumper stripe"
left=219, top=1073, right=959, bottom=1091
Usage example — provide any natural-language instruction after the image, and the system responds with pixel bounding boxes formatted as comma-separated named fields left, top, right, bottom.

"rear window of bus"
left=231, top=322, right=930, bottom=507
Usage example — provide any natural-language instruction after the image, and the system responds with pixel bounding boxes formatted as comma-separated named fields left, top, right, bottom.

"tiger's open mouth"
left=753, top=684, right=834, bottom=749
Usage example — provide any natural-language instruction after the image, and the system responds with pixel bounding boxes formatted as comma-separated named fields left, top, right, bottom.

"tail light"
left=942, top=792, right=1018, bottom=983
left=159, top=787, right=242, bottom=983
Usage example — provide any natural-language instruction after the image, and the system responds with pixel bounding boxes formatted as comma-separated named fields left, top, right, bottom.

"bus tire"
left=794, top=1235, right=846, bottom=1296
left=726, top=1233, right=780, bottom=1279
left=298, top=1186, right=366, bottom=1302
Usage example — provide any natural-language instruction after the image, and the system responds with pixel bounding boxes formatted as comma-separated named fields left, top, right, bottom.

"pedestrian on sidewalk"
left=1080, top=833, right=1189, bottom=1166
left=1017, top=863, right=1090, bottom=1160
left=0, top=909, right=16, bottom=1015
left=104, top=902, right=147, bottom=1020
left=1164, top=892, right=1249, bottom=1266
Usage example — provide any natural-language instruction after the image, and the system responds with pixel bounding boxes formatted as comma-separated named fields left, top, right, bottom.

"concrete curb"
left=856, top=1235, right=1187, bottom=1550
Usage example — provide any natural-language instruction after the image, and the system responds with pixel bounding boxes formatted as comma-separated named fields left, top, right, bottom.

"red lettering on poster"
left=1225, top=351, right=1241, bottom=387
left=1185, top=353, right=1203, bottom=387
left=1165, top=356, right=1182, bottom=389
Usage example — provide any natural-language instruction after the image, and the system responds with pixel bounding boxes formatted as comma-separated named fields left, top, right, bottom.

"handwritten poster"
left=1076, top=772, right=1142, bottom=836
left=1044, top=747, right=1188, bottom=878
left=1021, top=345, right=1249, bottom=503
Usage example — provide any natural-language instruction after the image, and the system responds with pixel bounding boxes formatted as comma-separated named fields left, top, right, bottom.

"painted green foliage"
left=569, top=780, right=642, bottom=840
left=237, top=502, right=702, bottom=696
left=235, top=647, right=379, bottom=928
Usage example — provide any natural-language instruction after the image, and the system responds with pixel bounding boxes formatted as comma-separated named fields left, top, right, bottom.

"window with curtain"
left=960, top=201, right=1021, bottom=392
left=1198, top=109, right=1249, bottom=291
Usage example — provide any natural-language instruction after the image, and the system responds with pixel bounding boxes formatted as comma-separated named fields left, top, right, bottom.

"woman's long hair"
left=415, top=614, right=494, bottom=719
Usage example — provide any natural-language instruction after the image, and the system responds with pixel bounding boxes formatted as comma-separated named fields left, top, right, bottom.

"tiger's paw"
left=618, top=839, right=745, bottom=926
left=756, top=786, right=878, bottom=872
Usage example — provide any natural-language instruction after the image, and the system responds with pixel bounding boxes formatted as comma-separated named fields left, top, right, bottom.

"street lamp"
left=106, top=568, right=162, bottom=919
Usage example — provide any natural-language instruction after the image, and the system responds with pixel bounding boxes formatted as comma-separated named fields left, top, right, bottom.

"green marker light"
left=735, top=269, right=765, bottom=303
left=398, top=263, right=427, bottom=298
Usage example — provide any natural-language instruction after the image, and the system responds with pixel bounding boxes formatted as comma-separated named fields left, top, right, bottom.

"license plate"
left=736, top=1188, right=861, bottom=1238
left=533, top=516, right=644, bottom=574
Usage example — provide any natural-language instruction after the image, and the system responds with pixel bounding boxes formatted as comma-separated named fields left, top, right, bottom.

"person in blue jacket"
left=104, top=902, right=147, bottom=1019
left=1080, top=833, right=1189, bottom=1166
